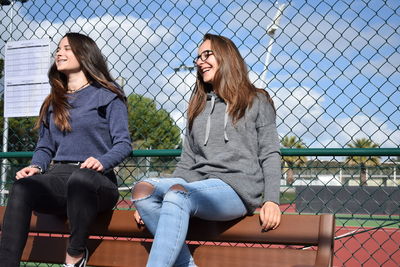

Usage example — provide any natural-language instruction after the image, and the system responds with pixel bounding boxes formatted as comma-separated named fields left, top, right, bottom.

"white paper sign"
left=4, top=38, right=51, bottom=118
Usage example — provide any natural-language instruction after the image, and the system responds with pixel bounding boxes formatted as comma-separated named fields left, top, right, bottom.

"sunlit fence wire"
left=0, top=0, right=399, bottom=266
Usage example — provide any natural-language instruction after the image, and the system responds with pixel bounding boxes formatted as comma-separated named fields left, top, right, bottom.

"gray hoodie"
left=173, top=91, right=281, bottom=213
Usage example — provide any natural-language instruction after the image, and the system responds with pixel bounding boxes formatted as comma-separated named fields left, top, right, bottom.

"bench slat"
left=187, top=214, right=322, bottom=245
left=22, top=236, right=319, bottom=267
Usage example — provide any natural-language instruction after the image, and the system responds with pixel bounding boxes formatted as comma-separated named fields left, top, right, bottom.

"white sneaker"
left=63, top=248, right=88, bottom=267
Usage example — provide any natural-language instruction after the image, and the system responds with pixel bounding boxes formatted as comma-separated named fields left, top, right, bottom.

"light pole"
left=258, top=2, right=287, bottom=88
left=173, top=64, right=195, bottom=133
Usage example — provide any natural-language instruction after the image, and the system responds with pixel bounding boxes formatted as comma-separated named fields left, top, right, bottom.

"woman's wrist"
left=28, top=164, right=43, bottom=174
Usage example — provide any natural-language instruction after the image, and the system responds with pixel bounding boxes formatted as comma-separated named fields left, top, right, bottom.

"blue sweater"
left=31, top=84, right=132, bottom=172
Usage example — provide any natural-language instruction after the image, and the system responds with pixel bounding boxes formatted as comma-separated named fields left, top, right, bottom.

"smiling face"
left=54, top=37, right=81, bottom=74
left=195, top=40, right=219, bottom=85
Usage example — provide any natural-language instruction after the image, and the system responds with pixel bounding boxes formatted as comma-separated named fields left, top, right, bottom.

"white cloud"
left=250, top=66, right=400, bottom=148
left=271, top=85, right=400, bottom=148
left=335, top=115, right=400, bottom=147
left=157, top=70, right=196, bottom=132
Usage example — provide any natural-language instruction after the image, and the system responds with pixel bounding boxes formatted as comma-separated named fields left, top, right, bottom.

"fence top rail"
left=0, top=148, right=399, bottom=159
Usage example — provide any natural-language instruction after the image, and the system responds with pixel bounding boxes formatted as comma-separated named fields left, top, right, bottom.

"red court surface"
left=280, top=203, right=399, bottom=266
left=334, top=226, right=399, bottom=267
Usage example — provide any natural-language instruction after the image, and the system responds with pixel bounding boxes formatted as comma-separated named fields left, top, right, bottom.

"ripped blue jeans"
left=131, top=178, right=247, bottom=267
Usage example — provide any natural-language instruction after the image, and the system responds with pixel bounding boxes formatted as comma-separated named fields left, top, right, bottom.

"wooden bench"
left=0, top=206, right=335, bottom=267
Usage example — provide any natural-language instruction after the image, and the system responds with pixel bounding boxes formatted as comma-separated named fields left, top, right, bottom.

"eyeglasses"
left=193, top=50, right=214, bottom=64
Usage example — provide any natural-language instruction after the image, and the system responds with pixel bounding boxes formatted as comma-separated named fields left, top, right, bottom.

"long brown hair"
left=37, top=32, right=125, bottom=132
left=188, top=33, right=274, bottom=130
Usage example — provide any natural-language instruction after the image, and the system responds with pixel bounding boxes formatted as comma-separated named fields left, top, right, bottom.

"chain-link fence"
left=0, top=0, right=399, bottom=266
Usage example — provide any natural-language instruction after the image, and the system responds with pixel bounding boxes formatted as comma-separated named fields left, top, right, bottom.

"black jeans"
left=0, top=163, right=119, bottom=267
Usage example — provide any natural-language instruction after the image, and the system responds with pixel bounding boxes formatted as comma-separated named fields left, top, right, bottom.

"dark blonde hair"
left=188, top=33, right=274, bottom=130
left=37, top=32, right=125, bottom=132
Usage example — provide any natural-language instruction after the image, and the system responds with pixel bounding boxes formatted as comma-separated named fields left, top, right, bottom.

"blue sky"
left=0, top=0, right=399, bottom=148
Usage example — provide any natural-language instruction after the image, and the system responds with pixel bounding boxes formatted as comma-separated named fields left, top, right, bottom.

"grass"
left=279, top=191, right=296, bottom=204
left=335, top=213, right=399, bottom=228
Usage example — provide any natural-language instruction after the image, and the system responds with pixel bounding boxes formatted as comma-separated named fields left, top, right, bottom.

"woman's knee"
left=169, top=184, right=187, bottom=193
left=131, top=181, right=155, bottom=201
left=7, top=178, right=46, bottom=208
left=9, top=179, right=31, bottom=198
left=163, top=184, right=189, bottom=207
left=67, top=168, right=98, bottom=189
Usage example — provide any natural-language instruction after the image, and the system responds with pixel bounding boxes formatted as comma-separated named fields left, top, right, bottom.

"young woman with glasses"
left=131, top=33, right=281, bottom=267
left=0, top=32, right=132, bottom=267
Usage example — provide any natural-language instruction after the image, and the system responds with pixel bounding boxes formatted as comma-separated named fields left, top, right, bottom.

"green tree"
left=127, top=94, right=181, bottom=150
left=281, top=136, right=307, bottom=185
left=0, top=97, right=37, bottom=164
left=127, top=94, right=181, bottom=174
left=346, top=138, right=380, bottom=186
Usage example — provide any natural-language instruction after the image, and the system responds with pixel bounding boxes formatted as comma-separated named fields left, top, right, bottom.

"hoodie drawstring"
left=204, top=94, right=215, bottom=145
left=224, top=103, right=229, bottom=142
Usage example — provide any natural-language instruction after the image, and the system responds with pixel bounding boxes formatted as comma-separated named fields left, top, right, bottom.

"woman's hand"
left=260, top=201, right=281, bottom=231
left=134, top=210, right=144, bottom=226
left=15, top=166, right=40, bottom=179
left=80, top=157, right=104, bottom=172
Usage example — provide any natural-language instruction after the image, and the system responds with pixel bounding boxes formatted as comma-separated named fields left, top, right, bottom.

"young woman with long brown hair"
left=0, top=32, right=131, bottom=267
left=132, top=33, right=281, bottom=267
